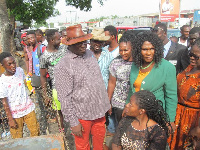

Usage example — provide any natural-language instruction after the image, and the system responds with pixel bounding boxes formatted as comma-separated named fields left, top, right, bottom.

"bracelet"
left=59, top=128, right=64, bottom=133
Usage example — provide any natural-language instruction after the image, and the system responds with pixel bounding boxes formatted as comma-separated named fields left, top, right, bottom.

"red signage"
left=160, top=14, right=179, bottom=22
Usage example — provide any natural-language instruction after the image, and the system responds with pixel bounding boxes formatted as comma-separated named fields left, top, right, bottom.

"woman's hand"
left=108, top=104, right=112, bottom=115
left=9, top=118, right=18, bottom=129
left=122, top=108, right=127, bottom=117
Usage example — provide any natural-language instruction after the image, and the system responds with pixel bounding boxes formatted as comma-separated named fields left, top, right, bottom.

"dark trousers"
left=35, top=88, right=48, bottom=135
left=112, top=107, right=123, bottom=126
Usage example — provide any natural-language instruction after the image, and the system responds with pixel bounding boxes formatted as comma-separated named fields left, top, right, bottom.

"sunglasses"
left=189, top=52, right=199, bottom=60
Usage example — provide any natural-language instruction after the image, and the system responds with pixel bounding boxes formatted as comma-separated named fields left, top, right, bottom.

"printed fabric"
left=109, top=57, right=133, bottom=109
left=113, top=117, right=167, bottom=150
left=0, top=67, right=35, bottom=118
left=170, top=65, right=200, bottom=150
left=97, top=48, right=113, bottom=89
left=40, top=47, right=67, bottom=89
left=32, top=44, right=46, bottom=76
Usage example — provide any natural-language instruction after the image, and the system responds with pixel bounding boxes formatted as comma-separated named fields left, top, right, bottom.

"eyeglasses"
left=189, top=52, right=199, bottom=60
left=74, top=41, right=87, bottom=47
left=151, top=27, right=164, bottom=33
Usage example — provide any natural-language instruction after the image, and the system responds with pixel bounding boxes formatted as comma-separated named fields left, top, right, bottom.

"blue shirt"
left=96, top=49, right=113, bottom=89
left=103, top=45, right=119, bottom=59
left=164, top=40, right=171, bottom=58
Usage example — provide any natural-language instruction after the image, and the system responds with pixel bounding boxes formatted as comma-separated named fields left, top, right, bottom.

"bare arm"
left=24, top=46, right=29, bottom=73
left=40, top=68, right=48, bottom=97
left=107, top=73, right=116, bottom=101
left=107, top=73, right=116, bottom=115
left=2, top=97, right=17, bottom=129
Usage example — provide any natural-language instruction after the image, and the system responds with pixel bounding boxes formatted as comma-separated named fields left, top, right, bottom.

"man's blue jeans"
left=107, top=112, right=116, bottom=133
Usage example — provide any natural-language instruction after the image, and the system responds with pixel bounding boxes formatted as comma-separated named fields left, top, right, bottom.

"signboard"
left=160, top=0, right=180, bottom=22
left=193, top=9, right=200, bottom=25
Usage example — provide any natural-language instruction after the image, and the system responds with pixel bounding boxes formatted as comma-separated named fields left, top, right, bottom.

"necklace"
left=140, top=61, right=153, bottom=69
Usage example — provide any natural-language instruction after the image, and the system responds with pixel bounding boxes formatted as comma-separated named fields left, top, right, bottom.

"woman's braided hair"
left=133, top=31, right=163, bottom=68
left=134, top=90, right=171, bottom=138
left=116, top=90, right=171, bottom=147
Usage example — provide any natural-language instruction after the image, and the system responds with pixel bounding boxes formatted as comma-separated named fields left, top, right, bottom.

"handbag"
left=31, top=74, right=41, bottom=88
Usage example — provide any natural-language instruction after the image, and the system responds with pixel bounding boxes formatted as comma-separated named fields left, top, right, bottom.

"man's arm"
left=24, top=46, right=29, bottom=73
left=1, top=97, right=17, bottom=129
left=40, top=68, right=50, bottom=104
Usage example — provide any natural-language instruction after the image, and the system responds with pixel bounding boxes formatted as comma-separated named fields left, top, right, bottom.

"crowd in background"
left=0, top=23, right=200, bottom=150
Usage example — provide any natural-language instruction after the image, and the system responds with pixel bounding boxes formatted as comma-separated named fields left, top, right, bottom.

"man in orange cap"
left=54, top=24, right=110, bottom=150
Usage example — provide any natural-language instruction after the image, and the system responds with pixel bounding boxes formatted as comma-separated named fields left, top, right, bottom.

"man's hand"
left=170, top=122, right=176, bottom=132
left=8, top=118, right=18, bottom=129
left=71, top=123, right=84, bottom=137
left=44, top=96, right=51, bottom=106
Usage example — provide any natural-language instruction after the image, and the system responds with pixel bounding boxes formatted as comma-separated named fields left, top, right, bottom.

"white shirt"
left=42, top=39, right=48, bottom=46
left=178, top=38, right=188, bottom=47
left=0, top=67, right=35, bottom=118
left=164, top=40, right=172, bottom=58
left=162, top=2, right=174, bottom=14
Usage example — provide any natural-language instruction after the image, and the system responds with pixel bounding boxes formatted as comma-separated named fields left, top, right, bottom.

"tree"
left=6, top=0, right=59, bottom=27
left=0, top=0, right=11, bottom=53
left=0, top=0, right=59, bottom=53
left=65, top=0, right=104, bottom=11
left=0, top=0, right=105, bottom=53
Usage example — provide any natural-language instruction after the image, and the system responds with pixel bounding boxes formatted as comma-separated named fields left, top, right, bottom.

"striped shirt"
left=54, top=49, right=110, bottom=127
left=96, top=49, right=113, bottom=89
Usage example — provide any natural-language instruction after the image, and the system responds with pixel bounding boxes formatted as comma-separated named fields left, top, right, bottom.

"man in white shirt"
left=104, top=25, right=119, bottom=59
left=178, top=25, right=191, bottom=47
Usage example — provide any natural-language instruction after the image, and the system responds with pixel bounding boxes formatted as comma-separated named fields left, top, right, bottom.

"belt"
left=178, top=102, right=200, bottom=109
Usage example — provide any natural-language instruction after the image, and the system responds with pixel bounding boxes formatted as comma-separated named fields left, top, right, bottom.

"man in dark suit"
left=152, top=23, right=190, bottom=74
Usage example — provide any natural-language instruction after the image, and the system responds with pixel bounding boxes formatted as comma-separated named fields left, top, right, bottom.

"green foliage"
left=65, top=0, right=104, bottom=11
left=6, top=0, right=59, bottom=26
left=33, top=22, right=48, bottom=28
left=111, top=15, right=119, bottom=19
left=89, top=16, right=108, bottom=22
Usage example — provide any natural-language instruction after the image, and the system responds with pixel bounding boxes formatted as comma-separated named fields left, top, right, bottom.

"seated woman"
left=112, top=90, right=170, bottom=150
left=170, top=38, right=200, bottom=150
left=126, top=31, right=178, bottom=127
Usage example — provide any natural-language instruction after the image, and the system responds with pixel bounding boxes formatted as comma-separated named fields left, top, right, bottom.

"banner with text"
left=160, top=0, right=180, bottom=22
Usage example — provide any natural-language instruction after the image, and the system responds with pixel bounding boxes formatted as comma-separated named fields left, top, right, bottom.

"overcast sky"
left=47, top=0, right=200, bottom=23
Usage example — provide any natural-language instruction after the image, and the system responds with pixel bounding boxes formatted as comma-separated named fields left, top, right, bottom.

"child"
left=0, top=52, right=39, bottom=139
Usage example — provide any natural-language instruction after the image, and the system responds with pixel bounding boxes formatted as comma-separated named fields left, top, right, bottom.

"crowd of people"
left=0, top=23, right=200, bottom=150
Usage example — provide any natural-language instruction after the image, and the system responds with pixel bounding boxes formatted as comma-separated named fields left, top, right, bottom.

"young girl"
left=0, top=52, right=39, bottom=139
left=112, top=90, right=171, bottom=150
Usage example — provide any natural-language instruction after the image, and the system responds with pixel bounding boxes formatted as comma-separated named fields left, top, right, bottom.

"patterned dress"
left=113, top=117, right=167, bottom=150
left=170, top=65, right=200, bottom=150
